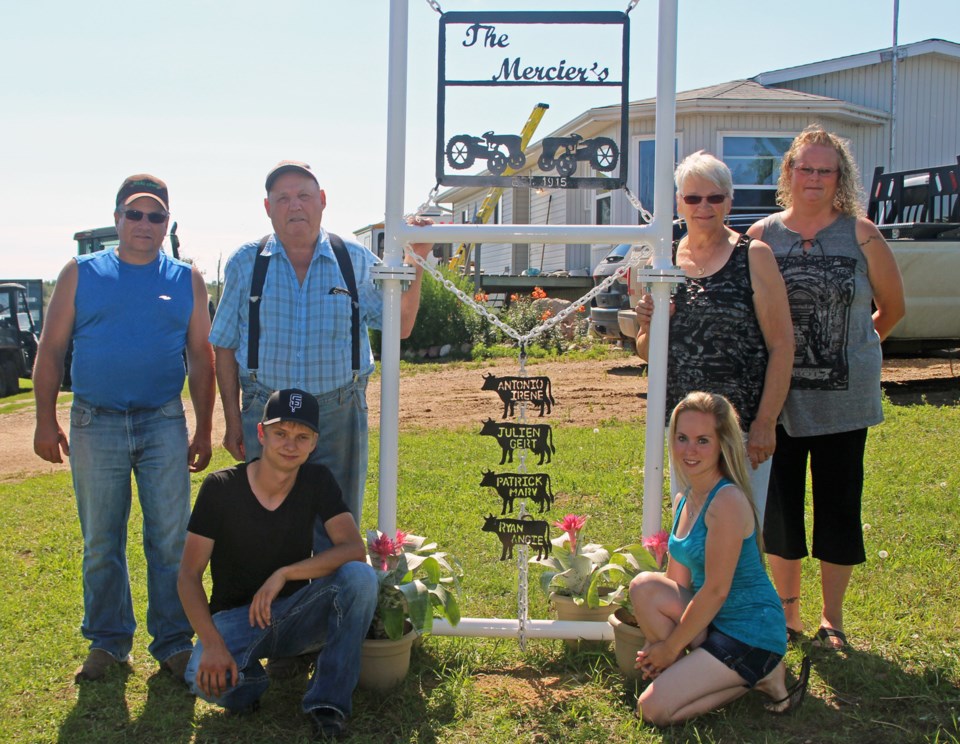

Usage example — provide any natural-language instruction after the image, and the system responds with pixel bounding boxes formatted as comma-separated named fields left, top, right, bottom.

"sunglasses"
left=680, top=194, right=726, bottom=205
left=122, top=208, right=168, bottom=224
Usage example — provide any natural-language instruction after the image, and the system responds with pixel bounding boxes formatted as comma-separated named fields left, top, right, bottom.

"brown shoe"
left=160, top=649, right=193, bottom=681
left=74, top=649, right=121, bottom=683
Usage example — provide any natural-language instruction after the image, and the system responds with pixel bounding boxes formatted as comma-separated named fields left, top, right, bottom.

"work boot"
left=74, top=649, right=123, bottom=683
left=309, top=707, right=346, bottom=740
left=160, top=649, right=193, bottom=683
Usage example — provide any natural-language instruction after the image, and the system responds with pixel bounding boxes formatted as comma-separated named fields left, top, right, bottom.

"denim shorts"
left=699, top=626, right=782, bottom=688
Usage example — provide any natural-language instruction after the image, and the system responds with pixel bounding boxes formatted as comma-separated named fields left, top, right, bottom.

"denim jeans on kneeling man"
left=184, top=561, right=378, bottom=716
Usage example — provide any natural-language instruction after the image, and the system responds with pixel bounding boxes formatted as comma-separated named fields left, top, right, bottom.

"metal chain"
left=517, top=501, right=529, bottom=651
left=414, top=183, right=441, bottom=218
left=424, top=0, right=443, bottom=15
left=624, top=185, right=654, bottom=223
left=625, top=0, right=641, bottom=13
left=405, top=249, right=642, bottom=345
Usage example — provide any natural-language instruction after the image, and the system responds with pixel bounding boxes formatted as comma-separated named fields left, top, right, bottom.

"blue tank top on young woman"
left=668, top=478, right=786, bottom=655
left=72, top=250, right=194, bottom=410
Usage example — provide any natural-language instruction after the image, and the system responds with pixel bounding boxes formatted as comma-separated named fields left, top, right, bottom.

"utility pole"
left=889, top=0, right=900, bottom=170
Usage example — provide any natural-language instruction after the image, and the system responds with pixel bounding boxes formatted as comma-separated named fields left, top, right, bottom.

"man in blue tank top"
left=32, top=174, right=216, bottom=684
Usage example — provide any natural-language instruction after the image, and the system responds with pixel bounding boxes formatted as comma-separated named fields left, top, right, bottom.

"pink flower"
left=393, top=530, right=408, bottom=554
left=553, top=514, right=588, bottom=554
left=643, top=530, right=670, bottom=570
left=369, top=534, right=398, bottom=571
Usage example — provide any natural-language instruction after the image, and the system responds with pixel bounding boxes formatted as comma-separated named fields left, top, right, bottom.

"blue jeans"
left=240, top=374, right=369, bottom=550
left=69, top=397, right=194, bottom=663
left=184, top=561, right=378, bottom=715
left=699, top=626, right=783, bottom=688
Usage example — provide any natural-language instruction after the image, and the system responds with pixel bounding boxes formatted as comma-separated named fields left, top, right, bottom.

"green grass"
left=1, top=399, right=958, bottom=742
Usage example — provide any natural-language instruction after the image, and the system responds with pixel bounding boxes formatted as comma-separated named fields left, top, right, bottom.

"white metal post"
left=377, top=0, right=412, bottom=538
left=640, top=0, right=680, bottom=540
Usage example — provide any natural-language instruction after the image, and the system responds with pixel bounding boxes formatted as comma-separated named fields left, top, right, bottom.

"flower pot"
left=550, top=592, right=613, bottom=651
left=358, top=627, right=417, bottom=692
left=609, top=607, right=646, bottom=680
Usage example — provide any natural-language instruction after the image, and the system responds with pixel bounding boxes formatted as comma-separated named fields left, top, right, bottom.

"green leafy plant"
left=365, top=529, right=462, bottom=640
left=531, top=514, right=611, bottom=604
left=586, top=530, right=668, bottom=615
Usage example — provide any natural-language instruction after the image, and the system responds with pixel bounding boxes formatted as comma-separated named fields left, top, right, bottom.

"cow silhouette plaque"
left=480, top=469, right=554, bottom=514
left=481, top=373, right=555, bottom=418
left=479, top=419, right=555, bottom=465
left=482, top=514, right=552, bottom=560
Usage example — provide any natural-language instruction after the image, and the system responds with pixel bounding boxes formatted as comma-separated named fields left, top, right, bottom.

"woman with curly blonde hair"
left=748, top=124, right=905, bottom=651
left=775, top=126, right=866, bottom=217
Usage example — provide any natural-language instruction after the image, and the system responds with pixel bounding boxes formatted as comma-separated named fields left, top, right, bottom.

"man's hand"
left=404, top=214, right=435, bottom=260
left=197, top=642, right=238, bottom=699
left=222, top=422, right=245, bottom=462
left=249, top=570, right=287, bottom=629
left=34, top=419, right=69, bottom=463
left=188, top=433, right=213, bottom=473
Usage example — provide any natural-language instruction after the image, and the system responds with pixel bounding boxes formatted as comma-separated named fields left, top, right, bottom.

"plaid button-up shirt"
left=210, top=229, right=382, bottom=394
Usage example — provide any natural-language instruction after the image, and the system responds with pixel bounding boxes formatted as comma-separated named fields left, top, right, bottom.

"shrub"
left=400, top=267, right=474, bottom=352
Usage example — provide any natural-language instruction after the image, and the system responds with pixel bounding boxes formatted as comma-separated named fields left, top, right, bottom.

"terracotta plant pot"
left=609, top=607, right=646, bottom=680
left=358, top=627, right=417, bottom=692
left=550, top=592, right=613, bottom=651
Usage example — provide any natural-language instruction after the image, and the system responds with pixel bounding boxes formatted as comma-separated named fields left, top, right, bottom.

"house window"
left=595, top=192, right=611, bottom=225
left=633, top=136, right=679, bottom=223
left=721, top=134, right=794, bottom=210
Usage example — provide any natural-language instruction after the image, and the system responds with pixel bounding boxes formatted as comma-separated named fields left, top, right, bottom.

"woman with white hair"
left=635, top=151, right=795, bottom=523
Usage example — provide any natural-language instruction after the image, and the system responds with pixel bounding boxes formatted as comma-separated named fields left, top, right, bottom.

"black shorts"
left=763, top=425, right=868, bottom=565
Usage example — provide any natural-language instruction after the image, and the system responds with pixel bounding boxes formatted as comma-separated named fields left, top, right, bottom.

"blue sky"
left=2, top=0, right=957, bottom=280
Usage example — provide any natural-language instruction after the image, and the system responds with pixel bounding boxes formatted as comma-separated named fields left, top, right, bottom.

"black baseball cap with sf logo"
left=261, top=388, right=320, bottom=433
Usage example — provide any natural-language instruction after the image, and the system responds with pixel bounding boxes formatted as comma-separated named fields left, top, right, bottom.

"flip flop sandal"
left=764, top=655, right=811, bottom=715
left=787, top=627, right=804, bottom=644
left=813, top=626, right=848, bottom=650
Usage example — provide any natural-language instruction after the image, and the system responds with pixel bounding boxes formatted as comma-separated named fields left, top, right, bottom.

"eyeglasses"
left=680, top=194, right=727, bottom=205
left=793, top=166, right=838, bottom=178
left=122, top=208, right=168, bottom=224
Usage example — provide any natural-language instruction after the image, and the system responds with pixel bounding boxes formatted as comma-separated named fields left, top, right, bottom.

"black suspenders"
left=246, top=233, right=360, bottom=380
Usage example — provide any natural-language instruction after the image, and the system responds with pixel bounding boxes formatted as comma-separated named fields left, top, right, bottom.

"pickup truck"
left=867, top=157, right=960, bottom=352
left=612, top=159, right=960, bottom=353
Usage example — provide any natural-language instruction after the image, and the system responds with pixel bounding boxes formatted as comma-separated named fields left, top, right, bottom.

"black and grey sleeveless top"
left=666, top=234, right=768, bottom=430
left=757, top=213, right=882, bottom=437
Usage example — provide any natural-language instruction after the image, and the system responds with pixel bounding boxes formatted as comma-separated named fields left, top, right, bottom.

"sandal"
left=813, top=626, right=848, bottom=650
left=787, top=627, right=804, bottom=645
left=764, top=655, right=811, bottom=715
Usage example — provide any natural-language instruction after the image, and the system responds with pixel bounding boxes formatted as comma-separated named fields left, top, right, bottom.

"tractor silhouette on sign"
left=538, top=134, right=619, bottom=177
left=446, top=131, right=527, bottom=176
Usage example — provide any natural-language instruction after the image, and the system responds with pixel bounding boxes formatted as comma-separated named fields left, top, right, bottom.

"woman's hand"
left=635, top=640, right=682, bottom=680
left=635, top=293, right=655, bottom=332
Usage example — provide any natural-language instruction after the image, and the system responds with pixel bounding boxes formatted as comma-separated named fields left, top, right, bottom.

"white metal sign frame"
left=376, top=0, right=680, bottom=641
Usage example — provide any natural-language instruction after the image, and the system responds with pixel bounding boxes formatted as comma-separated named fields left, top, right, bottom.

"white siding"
left=773, top=54, right=960, bottom=172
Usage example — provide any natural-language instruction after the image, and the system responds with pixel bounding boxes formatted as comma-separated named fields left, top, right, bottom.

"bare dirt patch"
left=2, top=353, right=956, bottom=483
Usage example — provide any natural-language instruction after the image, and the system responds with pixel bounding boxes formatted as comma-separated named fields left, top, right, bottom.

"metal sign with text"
left=437, top=10, right=630, bottom=190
